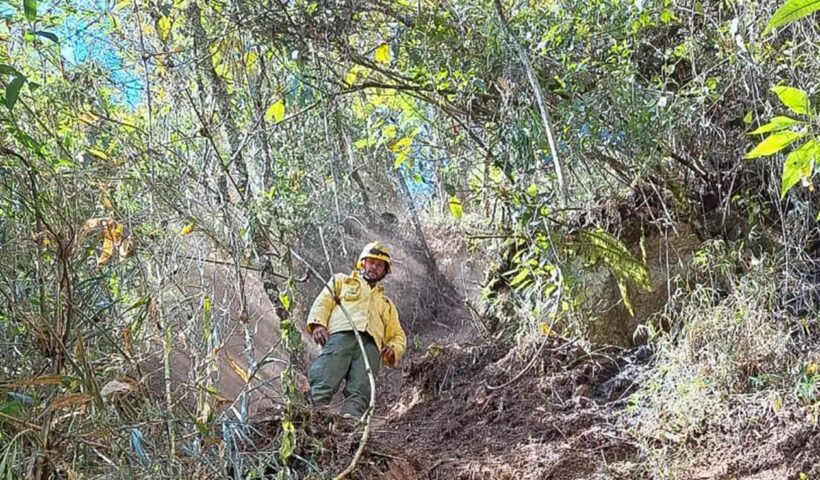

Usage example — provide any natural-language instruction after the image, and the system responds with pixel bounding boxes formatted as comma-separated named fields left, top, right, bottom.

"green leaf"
left=382, top=124, right=397, bottom=139
left=157, top=16, right=171, bottom=41
left=745, top=131, right=805, bottom=159
left=393, top=150, right=408, bottom=169
left=353, top=138, right=374, bottom=149
left=279, top=420, right=296, bottom=461
left=113, top=0, right=130, bottom=12
left=390, top=137, right=412, bottom=168
left=0, top=400, right=22, bottom=416
left=389, top=136, right=412, bottom=153
left=24, top=0, right=36, bottom=22
left=509, top=268, right=531, bottom=288
left=0, top=65, right=21, bottom=77
left=749, top=116, right=799, bottom=134
left=448, top=196, right=463, bottom=220
left=617, top=279, right=634, bottom=316
left=344, top=68, right=357, bottom=87
left=203, top=296, right=211, bottom=317
left=203, top=296, right=212, bottom=344
left=375, top=43, right=391, bottom=64
left=743, top=111, right=754, bottom=124
left=771, top=86, right=811, bottom=115
left=765, top=0, right=820, bottom=34
left=4, top=76, right=25, bottom=111
left=87, top=147, right=110, bottom=160
left=264, top=100, right=285, bottom=123
left=781, top=140, right=818, bottom=198
left=35, top=31, right=57, bottom=42
left=279, top=292, right=290, bottom=312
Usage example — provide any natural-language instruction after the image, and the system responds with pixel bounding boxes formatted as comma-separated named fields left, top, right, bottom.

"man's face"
left=362, top=257, right=388, bottom=282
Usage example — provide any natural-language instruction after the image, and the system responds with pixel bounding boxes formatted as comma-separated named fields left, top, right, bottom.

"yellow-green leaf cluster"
left=390, top=136, right=413, bottom=168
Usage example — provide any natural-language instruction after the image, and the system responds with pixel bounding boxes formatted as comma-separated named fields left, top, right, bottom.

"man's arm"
left=382, top=300, right=406, bottom=366
left=306, top=274, right=341, bottom=334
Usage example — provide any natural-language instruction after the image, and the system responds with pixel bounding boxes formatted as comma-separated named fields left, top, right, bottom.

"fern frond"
left=574, top=228, right=653, bottom=316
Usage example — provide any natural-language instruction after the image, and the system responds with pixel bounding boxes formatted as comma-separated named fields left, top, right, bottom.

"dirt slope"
left=369, top=337, right=642, bottom=480
left=361, top=334, right=820, bottom=480
left=294, top=331, right=816, bottom=480
left=245, top=312, right=818, bottom=479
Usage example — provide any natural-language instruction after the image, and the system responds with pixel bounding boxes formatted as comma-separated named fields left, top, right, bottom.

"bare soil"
left=251, top=330, right=819, bottom=479
left=370, top=338, right=641, bottom=480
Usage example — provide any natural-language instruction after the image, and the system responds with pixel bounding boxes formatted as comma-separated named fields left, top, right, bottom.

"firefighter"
left=306, top=241, right=407, bottom=419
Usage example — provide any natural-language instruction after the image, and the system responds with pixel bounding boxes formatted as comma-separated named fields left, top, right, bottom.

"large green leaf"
left=24, top=0, right=37, bottom=22
left=0, top=65, right=22, bottom=77
left=765, top=0, right=820, bottom=34
left=4, top=76, right=25, bottom=111
left=749, top=116, right=800, bottom=135
left=781, top=140, right=818, bottom=198
left=745, top=131, right=805, bottom=159
left=771, top=86, right=811, bottom=115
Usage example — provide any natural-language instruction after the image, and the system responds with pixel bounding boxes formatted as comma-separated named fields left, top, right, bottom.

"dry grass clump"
left=627, top=240, right=820, bottom=476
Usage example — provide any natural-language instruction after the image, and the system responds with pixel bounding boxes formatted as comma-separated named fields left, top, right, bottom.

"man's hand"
left=311, top=325, right=328, bottom=346
left=380, top=345, right=396, bottom=367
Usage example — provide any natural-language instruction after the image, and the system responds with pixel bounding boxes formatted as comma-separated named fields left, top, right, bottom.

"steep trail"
left=354, top=313, right=818, bottom=480
left=360, top=302, right=644, bottom=480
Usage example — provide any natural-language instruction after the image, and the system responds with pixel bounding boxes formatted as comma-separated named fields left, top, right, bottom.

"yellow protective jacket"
left=306, top=271, right=406, bottom=365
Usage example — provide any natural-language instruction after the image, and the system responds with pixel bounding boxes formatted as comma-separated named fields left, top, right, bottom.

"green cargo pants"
left=308, top=331, right=381, bottom=418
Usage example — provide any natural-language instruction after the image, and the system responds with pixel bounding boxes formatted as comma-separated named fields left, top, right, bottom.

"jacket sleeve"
left=306, top=274, right=341, bottom=334
left=383, top=299, right=406, bottom=364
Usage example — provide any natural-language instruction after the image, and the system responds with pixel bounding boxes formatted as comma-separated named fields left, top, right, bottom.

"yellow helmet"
left=356, top=241, right=392, bottom=273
